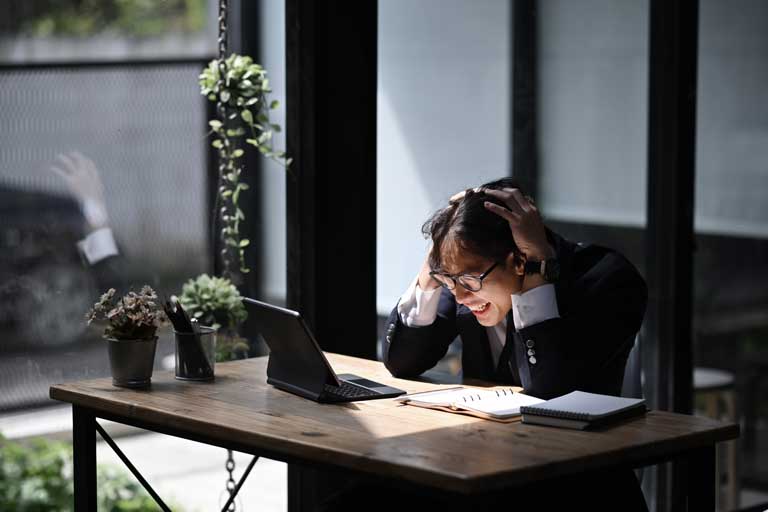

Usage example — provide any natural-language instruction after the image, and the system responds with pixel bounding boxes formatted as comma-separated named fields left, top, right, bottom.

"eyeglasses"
left=429, top=262, right=500, bottom=292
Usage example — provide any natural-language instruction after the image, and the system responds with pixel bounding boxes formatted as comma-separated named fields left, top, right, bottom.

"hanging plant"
left=199, top=54, right=291, bottom=277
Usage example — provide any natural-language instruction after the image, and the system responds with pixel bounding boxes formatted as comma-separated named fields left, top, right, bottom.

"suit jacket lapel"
left=456, top=231, right=577, bottom=383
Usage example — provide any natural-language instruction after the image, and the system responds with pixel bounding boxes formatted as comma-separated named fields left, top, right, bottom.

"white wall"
left=537, top=0, right=768, bottom=239
left=537, top=0, right=649, bottom=228
left=377, top=0, right=511, bottom=314
left=696, top=0, right=768, bottom=238
left=257, top=0, right=288, bottom=303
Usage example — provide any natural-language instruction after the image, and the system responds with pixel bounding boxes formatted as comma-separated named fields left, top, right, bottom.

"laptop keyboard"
left=323, top=381, right=377, bottom=399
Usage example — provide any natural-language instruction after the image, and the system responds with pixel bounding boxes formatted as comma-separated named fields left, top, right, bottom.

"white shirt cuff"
left=396, top=277, right=441, bottom=327
left=81, top=198, right=109, bottom=229
left=77, top=227, right=118, bottom=265
left=511, top=284, right=560, bottom=330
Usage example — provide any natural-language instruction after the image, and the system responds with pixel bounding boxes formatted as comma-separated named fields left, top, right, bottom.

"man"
left=385, top=177, right=646, bottom=399
left=380, top=177, right=648, bottom=510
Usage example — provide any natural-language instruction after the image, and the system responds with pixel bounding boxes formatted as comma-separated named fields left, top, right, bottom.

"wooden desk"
left=50, top=354, right=738, bottom=511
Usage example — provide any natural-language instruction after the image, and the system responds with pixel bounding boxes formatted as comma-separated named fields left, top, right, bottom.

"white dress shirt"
left=396, top=278, right=560, bottom=368
left=77, top=227, right=119, bottom=265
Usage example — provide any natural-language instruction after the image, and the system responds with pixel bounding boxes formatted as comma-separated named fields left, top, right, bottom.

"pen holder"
left=174, top=326, right=216, bottom=381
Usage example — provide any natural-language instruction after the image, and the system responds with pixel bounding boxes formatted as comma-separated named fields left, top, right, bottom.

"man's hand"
left=50, top=152, right=109, bottom=231
left=482, top=188, right=555, bottom=261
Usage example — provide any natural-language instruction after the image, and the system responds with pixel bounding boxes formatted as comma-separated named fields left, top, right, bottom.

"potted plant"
left=87, top=286, right=165, bottom=388
left=177, top=273, right=249, bottom=362
left=199, top=53, right=290, bottom=278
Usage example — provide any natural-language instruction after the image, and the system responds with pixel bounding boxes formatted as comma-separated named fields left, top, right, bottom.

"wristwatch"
left=523, top=257, right=560, bottom=283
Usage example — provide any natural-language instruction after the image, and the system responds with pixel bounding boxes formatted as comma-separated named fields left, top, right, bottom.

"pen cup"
left=174, top=326, right=216, bottom=381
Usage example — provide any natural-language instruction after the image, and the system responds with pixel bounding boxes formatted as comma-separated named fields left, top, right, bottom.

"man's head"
left=422, top=177, right=528, bottom=326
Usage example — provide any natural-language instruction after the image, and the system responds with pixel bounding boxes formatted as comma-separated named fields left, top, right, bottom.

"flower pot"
left=106, top=336, right=158, bottom=388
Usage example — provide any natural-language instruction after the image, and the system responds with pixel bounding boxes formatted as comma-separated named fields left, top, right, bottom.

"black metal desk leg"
left=686, top=445, right=716, bottom=511
left=73, top=406, right=97, bottom=511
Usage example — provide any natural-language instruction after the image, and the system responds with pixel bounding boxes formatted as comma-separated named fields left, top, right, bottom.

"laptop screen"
left=242, top=298, right=341, bottom=389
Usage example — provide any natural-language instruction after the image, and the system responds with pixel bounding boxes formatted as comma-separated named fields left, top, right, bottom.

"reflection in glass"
left=0, top=65, right=209, bottom=411
left=695, top=0, right=768, bottom=504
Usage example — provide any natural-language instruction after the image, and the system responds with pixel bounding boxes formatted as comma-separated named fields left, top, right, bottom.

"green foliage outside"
left=0, top=434, right=181, bottom=511
left=4, top=0, right=207, bottom=38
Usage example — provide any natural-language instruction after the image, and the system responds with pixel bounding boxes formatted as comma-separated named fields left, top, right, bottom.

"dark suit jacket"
left=383, top=231, right=647, bottom=400
left=0, top=184, right=124, bottom=352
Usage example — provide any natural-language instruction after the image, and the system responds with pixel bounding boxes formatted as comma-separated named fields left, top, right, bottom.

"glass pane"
left=0, top=0, right=216, bottom=63
left=537, top=1, right=648, bottom=322
left=377, top=0, right=511, bottom=331
left=538, top=0, right=648, bottom=234
left=0, top=64, right=209, bottom=411
left=537, top=0, right=648, bottom=402
left=695, top=0, right=768, bottom=506
left=255, top=0, right=287, bottom=306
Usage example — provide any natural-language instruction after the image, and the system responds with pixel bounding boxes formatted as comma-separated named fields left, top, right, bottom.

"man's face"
left=438, top=239, right=523, bottom=327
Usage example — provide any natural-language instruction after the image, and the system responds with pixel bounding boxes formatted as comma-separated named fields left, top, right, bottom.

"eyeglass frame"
left=429, top=261, right=500, bottom=292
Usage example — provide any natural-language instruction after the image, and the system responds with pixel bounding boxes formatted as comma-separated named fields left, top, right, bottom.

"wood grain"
left=50, top=354, right=739, bottom=493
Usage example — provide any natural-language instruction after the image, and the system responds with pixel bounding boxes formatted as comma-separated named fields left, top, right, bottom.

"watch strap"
left=524, top=258, right=560, bottom=282
left=523, top=259, right=545, bottom=276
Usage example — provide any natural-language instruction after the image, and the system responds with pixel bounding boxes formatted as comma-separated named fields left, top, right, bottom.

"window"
left=0, top=1, right=214, bottom=411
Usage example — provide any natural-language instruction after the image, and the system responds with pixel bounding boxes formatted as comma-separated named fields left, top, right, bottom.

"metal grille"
left=0, top=63, right=211, bottom=411
left=0, top=64, right=210, bottom=275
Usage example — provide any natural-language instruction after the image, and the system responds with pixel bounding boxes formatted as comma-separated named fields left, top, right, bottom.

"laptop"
left=243, top=298, right=406, bottom=403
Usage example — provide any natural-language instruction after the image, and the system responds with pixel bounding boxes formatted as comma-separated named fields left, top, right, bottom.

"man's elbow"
left=383, top=345, right=426, bottom=379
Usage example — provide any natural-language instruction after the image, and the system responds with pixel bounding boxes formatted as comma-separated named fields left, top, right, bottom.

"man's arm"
left=383, top=275, right=459, bottom=378
left=514, top=249, right=647, bottom=399
left=52, top=152, right=124, bottom=294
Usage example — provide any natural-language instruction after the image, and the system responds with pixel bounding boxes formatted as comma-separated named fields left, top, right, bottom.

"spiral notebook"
left=396, top=387, right=544, bottom=422
left=520, top=391, right=647, bottom=430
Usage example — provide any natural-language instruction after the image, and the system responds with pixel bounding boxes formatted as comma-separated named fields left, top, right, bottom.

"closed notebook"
left=520, top=391, right=647, bottom=430
left=396, top=387, right=544, bottom=423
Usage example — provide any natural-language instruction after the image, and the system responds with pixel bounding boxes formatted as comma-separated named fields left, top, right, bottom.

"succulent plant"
left=177, top=274, right=249, bottom=362
left=86, top=286, right=165, bottom=340
left=177, top=274, right=247, bottom=330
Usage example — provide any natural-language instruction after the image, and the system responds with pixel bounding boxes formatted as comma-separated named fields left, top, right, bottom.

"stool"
left=694, top=367, right=739, bottom=511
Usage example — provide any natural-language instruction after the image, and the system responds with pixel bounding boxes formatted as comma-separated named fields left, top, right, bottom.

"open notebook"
left=395, top=387, right=544, bottom=422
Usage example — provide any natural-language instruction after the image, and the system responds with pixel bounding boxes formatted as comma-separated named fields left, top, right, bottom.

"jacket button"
left=526, top=339, right=535, bottom=348
left=529, top=356, right=537, bottom=365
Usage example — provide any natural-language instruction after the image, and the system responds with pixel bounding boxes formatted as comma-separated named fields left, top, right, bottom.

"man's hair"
left=422, top=177, right=525, bottom=271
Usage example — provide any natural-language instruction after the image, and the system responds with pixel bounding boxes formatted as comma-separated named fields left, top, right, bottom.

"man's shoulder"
left=564, top=240, right=647, bottom=299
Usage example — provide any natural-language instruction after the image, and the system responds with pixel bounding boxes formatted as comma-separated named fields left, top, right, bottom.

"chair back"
left=621, top=333, right=643, bottom=398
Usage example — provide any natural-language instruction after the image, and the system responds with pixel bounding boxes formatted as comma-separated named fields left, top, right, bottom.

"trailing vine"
left=199, top=54, right=290, bottom=277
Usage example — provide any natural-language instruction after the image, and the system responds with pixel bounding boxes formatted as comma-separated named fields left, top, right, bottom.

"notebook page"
left=398, top=387, right=518, bottom=405
left=461, top=393, right=544, bottom=414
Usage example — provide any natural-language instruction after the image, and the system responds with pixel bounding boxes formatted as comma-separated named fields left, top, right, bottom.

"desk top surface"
left=50, top=354, right=739, bottom=493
